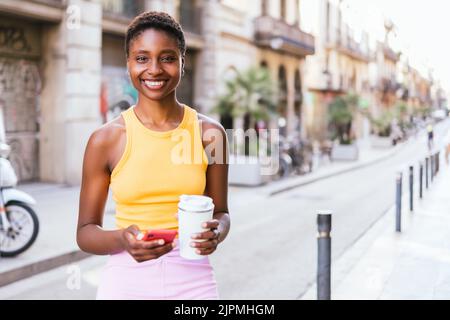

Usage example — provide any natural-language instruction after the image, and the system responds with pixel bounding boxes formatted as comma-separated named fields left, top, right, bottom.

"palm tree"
left=328, top=93, right=359, bottom=145
left=214, top=66, right=278, bottom=132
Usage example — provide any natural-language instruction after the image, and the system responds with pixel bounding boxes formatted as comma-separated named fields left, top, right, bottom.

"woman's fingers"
left=191, top=229, right=218, bottom=241
left=130, top=242, right=174, bottom=262
left=202, top=219, right=220, bottom=230
left=191, top=239, right=218, bottom=249
left=189, top=222, right=220, bottom=257
left=195, top=247, right=216, bottom=256
left=141, top=239, right=166, bottom=249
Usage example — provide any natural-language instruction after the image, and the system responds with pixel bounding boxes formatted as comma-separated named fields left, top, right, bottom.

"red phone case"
left=140, top=229, right=178, bottom=243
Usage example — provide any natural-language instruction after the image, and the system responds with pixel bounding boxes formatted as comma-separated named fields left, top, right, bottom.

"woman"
left=77, top=11, right=230, bottom=300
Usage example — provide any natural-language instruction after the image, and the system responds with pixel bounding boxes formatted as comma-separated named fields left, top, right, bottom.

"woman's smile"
left=141, top=79, right=168, bottom=91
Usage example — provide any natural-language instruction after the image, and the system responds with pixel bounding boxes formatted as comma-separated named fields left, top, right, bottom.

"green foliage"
left=328, top=94, right=359, bottom=145
left=412, top=105, right=432, bottom=118
left=213, top=66, right=278, bottom=125
left=370, top=110, right=393, bottom=137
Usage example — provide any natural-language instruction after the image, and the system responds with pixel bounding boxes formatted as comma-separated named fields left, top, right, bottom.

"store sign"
left=0, top=17, right=41, bottom=58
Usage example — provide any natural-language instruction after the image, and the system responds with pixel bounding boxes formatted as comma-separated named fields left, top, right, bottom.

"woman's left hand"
left=190, top=219, right=221, bottom=256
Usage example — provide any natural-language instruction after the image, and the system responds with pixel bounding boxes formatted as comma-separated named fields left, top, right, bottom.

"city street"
left=1, top=120, right=449, bottom=300
left=1, top=0, right=449, bottom=305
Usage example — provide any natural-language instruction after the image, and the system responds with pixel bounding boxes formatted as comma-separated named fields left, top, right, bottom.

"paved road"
left=210, top=120, right=450, bottom=299
left=1, top=120, right=449, bottom=299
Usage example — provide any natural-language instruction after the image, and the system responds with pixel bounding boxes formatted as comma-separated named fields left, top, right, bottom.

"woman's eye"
left=161, top=56, right=176, bottom=62
left=136, top=56, right=148, bottom=63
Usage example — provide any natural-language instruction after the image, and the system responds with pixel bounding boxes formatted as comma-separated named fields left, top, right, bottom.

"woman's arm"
left=77, top=126, right=175, bottom=261
left=191, top=115, right=230, bottom=255
left=77, top=128, right=126, bottom=255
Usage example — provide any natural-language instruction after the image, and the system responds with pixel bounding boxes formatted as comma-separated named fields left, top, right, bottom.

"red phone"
left=137, top=229, right=178, bottom=243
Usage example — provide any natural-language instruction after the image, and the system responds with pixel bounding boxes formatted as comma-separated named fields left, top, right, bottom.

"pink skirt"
left=96, top=240, right=219, bottom=300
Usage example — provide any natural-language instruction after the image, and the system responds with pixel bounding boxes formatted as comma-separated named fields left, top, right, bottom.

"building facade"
left=302, top=0, right=371, bottom=142
left=0, top=0, right=314, bottom=185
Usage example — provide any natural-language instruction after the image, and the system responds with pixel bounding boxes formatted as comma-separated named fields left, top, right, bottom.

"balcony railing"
left=379, top=77, right=400, bottom=94
left=254, top=15, right=315, bottom=57
left=342, top=37, right=371, bottom=62
left=102, top=0, right=144, bottom=20
left=327, top=28, right=371, bottom=62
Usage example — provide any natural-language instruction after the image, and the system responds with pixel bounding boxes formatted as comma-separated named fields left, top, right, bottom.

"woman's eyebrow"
left=133, top=49, right=178, bottom=55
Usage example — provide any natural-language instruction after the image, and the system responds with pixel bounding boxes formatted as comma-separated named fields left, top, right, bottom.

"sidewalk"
left=301, top=157, right=450, bottom=300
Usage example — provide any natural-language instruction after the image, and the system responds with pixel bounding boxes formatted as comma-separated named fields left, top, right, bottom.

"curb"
left=267, top=142, right=409, bottom=196
left=0, top=250, right=91, bottom=288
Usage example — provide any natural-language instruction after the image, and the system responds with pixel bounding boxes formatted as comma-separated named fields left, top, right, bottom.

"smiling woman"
left=77, top=11, right=230, bottom=300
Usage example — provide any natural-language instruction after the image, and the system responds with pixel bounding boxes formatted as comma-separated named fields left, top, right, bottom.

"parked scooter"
left=0, top=105, right=39, bottom=257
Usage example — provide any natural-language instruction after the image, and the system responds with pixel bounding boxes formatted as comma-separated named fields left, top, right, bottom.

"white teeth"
left=144, top=80, right=165, bottom=87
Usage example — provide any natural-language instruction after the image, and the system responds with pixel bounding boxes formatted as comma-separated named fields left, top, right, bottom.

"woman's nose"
left=147, top=60, right=163, bottom=75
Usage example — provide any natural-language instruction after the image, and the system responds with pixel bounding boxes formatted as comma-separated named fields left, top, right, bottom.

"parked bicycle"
left=275, top=135, right=314, bottom=179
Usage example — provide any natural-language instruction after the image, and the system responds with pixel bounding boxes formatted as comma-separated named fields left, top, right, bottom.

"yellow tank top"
left=110, top=104, right=208, bottom=231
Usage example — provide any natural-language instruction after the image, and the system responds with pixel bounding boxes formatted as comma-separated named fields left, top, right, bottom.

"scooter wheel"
left=0, top=201, right=39, bottom=257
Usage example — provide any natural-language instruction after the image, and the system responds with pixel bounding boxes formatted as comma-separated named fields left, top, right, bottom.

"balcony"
left=340, top=37, right=371, bottom=63
left=383, top=45, right=400, bottom=62
left=101, top=0, right=145, bottom=35
left=327, top=28, right=371, bottom=62
left=101, top=0, right=144, bottom=21
left=0, top=0, right=64, bottom=22
left=253, top=15, right=315, bottom=57
left=379, top=77, right=400, bottom=94
left=179, top=2, right=202, bottom=35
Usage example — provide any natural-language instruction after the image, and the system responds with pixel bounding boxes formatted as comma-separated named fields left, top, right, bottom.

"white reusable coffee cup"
left=178, top=194, right=214, bottom=260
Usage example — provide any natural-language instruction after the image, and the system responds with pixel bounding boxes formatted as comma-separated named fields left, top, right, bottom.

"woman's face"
left=127, top=29, right=183, bottom=102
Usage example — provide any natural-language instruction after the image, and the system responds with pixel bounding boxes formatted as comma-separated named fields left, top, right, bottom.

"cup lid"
left=178, top=195, right=214, bottom=212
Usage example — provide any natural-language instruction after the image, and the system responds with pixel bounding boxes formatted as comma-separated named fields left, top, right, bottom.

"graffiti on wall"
left=0, top=26, right=33, bottom=53
left=0, top=58, right=41, bottom=181
left=101, top=66, right=137, bottom=123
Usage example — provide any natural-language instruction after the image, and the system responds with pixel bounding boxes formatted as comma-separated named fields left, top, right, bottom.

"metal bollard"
left=425, top=157, right=429, bottom=189
left=409, top=166, right=414, bottom=212
left=419, top=162, right=423, bottom=199
left=317, top=210, right=332, bottom=300
left=431, top=154, right=434, bottom=182
left=396, top=172, right=402, bottom=232
left=436, top=152, right=440, bottom=174
left=438, top=152, right=441, bottom=173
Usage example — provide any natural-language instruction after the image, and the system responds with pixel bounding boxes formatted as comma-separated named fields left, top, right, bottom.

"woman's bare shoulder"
left=197, top=113, right=225, bottom=133
left=87, top=115, right=126, bottom=149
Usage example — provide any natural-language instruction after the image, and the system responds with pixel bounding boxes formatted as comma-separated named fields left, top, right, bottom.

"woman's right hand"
left=121, top=225, right=175, bottom=263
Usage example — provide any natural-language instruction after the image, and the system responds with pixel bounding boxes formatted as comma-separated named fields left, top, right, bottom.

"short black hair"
left=125, top=11, right=186, bottom=58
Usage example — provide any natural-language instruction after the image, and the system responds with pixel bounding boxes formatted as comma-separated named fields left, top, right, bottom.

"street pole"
left=436, top=152, right=440, bottom=175
left=409, top=166, right=413, bottom=212
left=396, top=172, right=402, bottom=232
left=431, top=154, right=434, bottom=183
left=317, top=210, right=332, bottom=300
left=425, top=157, right=429, bottom=189
left=419, top=162, right=423, bottom=199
